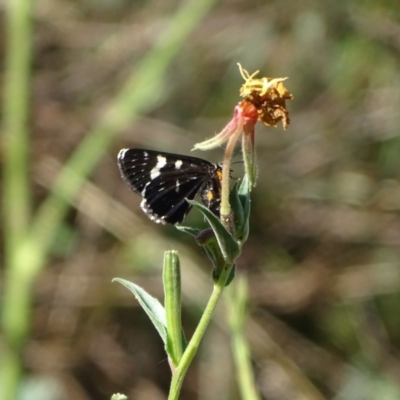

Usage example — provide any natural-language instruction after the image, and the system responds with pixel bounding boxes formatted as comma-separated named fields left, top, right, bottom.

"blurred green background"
left=2, top=1, right=400, bottom=399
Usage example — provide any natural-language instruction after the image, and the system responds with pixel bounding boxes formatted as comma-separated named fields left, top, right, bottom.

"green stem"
left=168, top=262, right=233, bottom=399
left=241, top=133, right=257, bottom=188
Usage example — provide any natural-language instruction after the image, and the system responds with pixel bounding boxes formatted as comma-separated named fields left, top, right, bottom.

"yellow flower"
left=238, top=63, right=293, bottom=129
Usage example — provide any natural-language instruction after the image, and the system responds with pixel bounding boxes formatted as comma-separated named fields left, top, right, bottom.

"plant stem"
left=241, top=132, right=257, bottom=188
left=168, top=262, right=233, bottom=399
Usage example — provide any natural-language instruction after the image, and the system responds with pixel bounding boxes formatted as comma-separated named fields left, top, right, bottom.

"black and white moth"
left=117, top=148, right=222, bottom=225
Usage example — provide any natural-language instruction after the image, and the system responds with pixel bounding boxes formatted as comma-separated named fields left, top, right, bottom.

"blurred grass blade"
left=2, top=0, right=32, bottom=257
left=1, top=0, right=33, bottom=398
left=1, top=0, right=218, bottom=397
left=29, top=0, right=219, bottom=263
left=227, top=276, right=261, bottom=400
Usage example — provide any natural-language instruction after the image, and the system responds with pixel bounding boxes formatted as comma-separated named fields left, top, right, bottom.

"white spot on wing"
left=150, top=155, right=167, bottom=180
left=175, top=160, right=183, bottom=169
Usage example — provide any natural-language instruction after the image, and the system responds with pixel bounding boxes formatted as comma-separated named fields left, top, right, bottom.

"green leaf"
left=238, top=173, right=251, bottom=201
left=113, top=278, right=167, bottom=345
left=212, top=263, right=236, bottom=286
left=196, top=228, right=226, bottom=273
left=236, top=175, right=251, bottom=243
left=175, top=225, right=201, bottom=237
left=163, top=251, right=186, bottom=366
left=229, top=182, right=245, bottom=241
left=230, top=182, right=244, bottom=220
left=187, top=199, right=240, bottom=263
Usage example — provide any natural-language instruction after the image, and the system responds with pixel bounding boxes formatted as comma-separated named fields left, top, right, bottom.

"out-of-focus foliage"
left=2, top=1, right=400, bottom=399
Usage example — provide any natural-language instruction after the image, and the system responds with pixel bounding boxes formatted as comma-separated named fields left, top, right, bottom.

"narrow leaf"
left=113, top=278, right=167, bottom=345
left=236, top=175, right=251, bottom=242
left=196, top=228, right=226, bottom=273
left=163, top=251, right=185, bottom=366
left=187, top=199, right=240, bottom=263
left=212, top=263, right=236, bottom=287
left=230, top=181, right=245, bottom=241
left=175, top=225, right=201, bottom=237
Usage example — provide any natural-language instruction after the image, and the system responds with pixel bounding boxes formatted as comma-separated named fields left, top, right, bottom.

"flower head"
left=238, top=63, right=293, bottom=129
left=194, top=64, right=293, bottom=152
left=193, top=64, right=293, bottom=224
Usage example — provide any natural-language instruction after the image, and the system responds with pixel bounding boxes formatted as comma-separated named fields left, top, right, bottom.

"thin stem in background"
left=247, top=318, right=326, bottom=400
left=2, top=0, right=32, bottom=257
left=227, top=276, right=261, bottom=400
left=1, top=0, right=33, bottom=398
